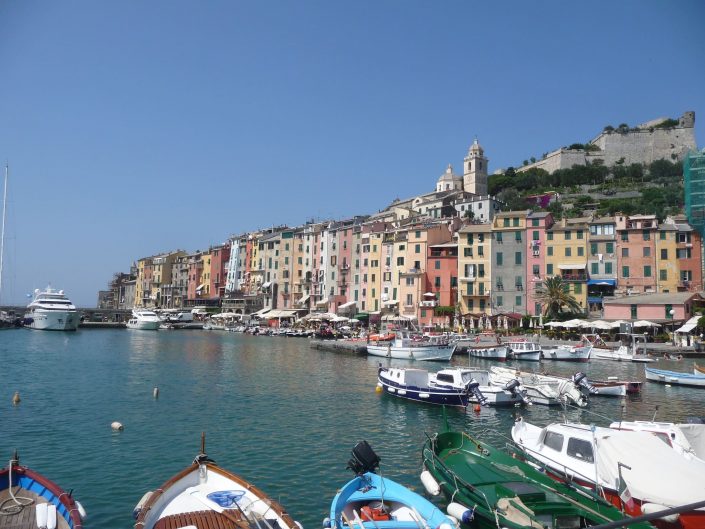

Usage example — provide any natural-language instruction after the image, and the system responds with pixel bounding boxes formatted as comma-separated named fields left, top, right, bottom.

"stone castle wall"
left=517, top=111, right=697, bottom=174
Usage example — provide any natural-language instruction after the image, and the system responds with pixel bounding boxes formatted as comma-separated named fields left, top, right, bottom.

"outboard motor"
left=467, top=379, right=488, bottom=407
left=347, top=440, right=381, bottom=475
left=504, top=378, right=532, bottom=405
left=572, top=372, right=598, bottom=394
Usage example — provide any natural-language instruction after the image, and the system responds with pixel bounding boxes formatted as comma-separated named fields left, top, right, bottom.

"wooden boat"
left=505, top=339, right=542, bottom=361
left=645, top=367, right=705, bottom=387
left=0, top=451, right=85, bottom=529
left=377, top=366, right=530, bottom=407
left=133, top=435, right=300, bottom=529
left=325, top=441, right=455, bottom=529
left=366, top=331, right=456, bottom=361
left=421, top=422, right=654, bottom=529
left=511, top=419, right=705, bottom=529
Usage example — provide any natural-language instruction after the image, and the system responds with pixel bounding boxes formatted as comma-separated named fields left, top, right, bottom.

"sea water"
left=2, top=328, right=704, bottom=528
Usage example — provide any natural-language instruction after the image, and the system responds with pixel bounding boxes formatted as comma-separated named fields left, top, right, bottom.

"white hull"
left=367, top=343, right=455, bottom=361
left=541, top=344, right=591, bottom=361
left=24, top=309, right=79, bottom=331
left=126, top=320, right=160, bottom=330
left=467, top=345, right=508, bottom=361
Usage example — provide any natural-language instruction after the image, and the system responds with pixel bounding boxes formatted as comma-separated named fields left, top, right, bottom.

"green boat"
left=421, top=426, right=655, bottom=529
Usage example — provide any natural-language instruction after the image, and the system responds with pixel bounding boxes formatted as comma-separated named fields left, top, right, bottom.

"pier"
left=309, top=339, right=367, bottom=355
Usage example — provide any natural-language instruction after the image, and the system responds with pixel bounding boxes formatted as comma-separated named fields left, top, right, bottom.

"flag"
left=617, top=470, right=635, bottom=510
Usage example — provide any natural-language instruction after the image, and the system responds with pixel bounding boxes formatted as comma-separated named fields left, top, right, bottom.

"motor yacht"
left=24, top=287, right=79, bottom=331
left=126, top=309, right=161, bottom=330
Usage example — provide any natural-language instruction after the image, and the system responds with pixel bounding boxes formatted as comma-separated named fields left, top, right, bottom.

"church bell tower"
left=463, top=138, right=488, bottom=196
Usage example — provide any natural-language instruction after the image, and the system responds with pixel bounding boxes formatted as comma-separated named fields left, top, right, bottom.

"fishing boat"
left=376, top=366, right=530, bottom=407
left=466, top=343, right=508, bottom=361
left=421, top=421, right=654, bottom=529
left=133, top=435, right=300, bottom=529
left=593, top=333, right=656, bottom=363
left=366, top=330, right=456, bottom=361
left=505, top=339, right=542, bottom=361
left=609, top=420, right=705, bottom=462
left=540, top=342, right=592, bottom=362
left=489, top=366, right=590, bottom=407
left=590, top=378, right=642, bottom=396
left=645, top=367, right=705, bottom=388
left=0, top=451, right=85, bottom=529
left=511, top=418, right=705, bottom=529
left=325, top=441, right=456, bottom=529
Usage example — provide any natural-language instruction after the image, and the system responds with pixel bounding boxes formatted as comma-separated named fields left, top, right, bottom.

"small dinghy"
left=325, top=441, right=456, bottom=529
left=0, top=451, right=85, bottom=529
left=133, top=434, right=300, bottom=529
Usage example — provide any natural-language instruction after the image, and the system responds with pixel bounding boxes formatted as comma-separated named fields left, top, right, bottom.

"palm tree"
left=535, top=276, right=582, bottom=319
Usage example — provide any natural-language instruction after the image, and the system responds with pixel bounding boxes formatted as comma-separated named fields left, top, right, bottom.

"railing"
left=561, top=274, right=587, bottom=281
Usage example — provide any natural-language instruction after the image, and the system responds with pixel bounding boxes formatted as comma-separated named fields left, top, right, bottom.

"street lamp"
left=669, top=309, right=676, bottom=346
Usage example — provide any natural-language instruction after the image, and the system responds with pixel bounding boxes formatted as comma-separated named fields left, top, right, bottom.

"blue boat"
left=325, top=441, right=456, bottom=529
left=645, top=366, right=705, bottom=387
left=0, top=451, right=86, bottom=529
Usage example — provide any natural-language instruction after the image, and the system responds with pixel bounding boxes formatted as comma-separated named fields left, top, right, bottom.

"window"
left=503, top=218, right=510, bottom=227
left=622, top=248, right=629, bottom=258
left=478, top=283, right=485, bottom=295
left=406, top=294, right=413, bottom=306
left=547, top=246, right=553, bottom=256
left=435, top=260, right=441, bottom=269
left=515, top=252, right=522, bottom=265
left=577, top=247, right=584, bottom=256
left=622, top=266, right=630, bottom=278
left=591, top=263, right=599, bottom=275
left=478, top=264, right=485, bottom=278
left=565, top=248, right=571, bottom=257
left=515, top=231, right=522, bottom=242
left=660, top=231, right=667, bottom=240
left=414, top=261, right=421, bottom=269
left=547, top=232, right=553, bottom=241
left=532, top=265, right=540, bottom=276
left=513, top=218, right=519, bottom=227
left=643, top=247, right=651, bottom=257
left=515, top=295, right=522, bottom=306
left=415, top=231, right=421, bottom=238
left=576, top=230, right=583, bottom=239
left=466, top=282, right=474, bottom=295
left=574, top=283, right=582, bottom=294
left=547, top=264, right=553, bottom=275
left=434, top=276, right=441, bottom=288
left=644, top=266, right=652, bottom=277
left=515, top=276, right=523, bottom=287
left=661, top=249, right=668, bottom=260
left=621, top=232, right=629, bottom=242
left=605, top=262, right=613, bottom=274
left=478, top=233, right=485, bottom=243
left=590, top=243, right=597, bottom=256
left=415, top=244, right=421, bottom=253
left=496, top=296, right=503, bottom=307
left=479, top=299, right=486, bottom=311
left=543, top=431, right=564, bottom=452
left=660, top=269, right=667, bottom=281
left=496, top=252, right=503, bottom=265
left=606, top=242, right=614, bottom=254
left=496, top=232, right=503, bottom=243
left=467, top=300, right=473, bottom=310
left=467, top=234, right=474, bottom=245
left=643, top=230, right=650, bottom=241
left=565, top=231, right=572, bottom=240
left=631, top=304, right=637, bottom=319
left=533, top=230, right=539, bottom=241
left=532, top=219, right=539, bottom=227
left=464, top=247, right=473, bottom=257
left=567, top=438, right=594, bottom=463
left=478, top=246, right=484, bottom=256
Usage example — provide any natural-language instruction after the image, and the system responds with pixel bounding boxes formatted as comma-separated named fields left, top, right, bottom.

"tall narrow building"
left=463, top=138, right=488, bottom=195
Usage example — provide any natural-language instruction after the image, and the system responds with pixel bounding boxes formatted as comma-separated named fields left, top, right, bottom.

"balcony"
left=419, top=300, right=437, bottom=308
left=561, top=274, right=587, bottom=282
left=399, top=268, right=423, bottom=276
left=459, top=275, right=476, bottom=282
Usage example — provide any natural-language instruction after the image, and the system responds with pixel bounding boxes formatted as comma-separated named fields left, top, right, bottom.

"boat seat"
left=154, top=510, right=246, bottom=529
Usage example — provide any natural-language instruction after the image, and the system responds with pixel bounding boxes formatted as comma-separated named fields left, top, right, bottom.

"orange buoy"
left=473, top=404, right=481, bottom=413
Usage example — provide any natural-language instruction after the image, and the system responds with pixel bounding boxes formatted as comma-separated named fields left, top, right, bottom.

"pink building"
left=420, top=242, right=458, bottom=328
left=603, top=291, right=703, bottom=324
left=615, top=214, right=658, bottom=295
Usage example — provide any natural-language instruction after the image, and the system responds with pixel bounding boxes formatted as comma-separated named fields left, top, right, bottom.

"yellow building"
left=365, top=231, right=383, bottom=313
left=544, top=218, right=590, bottom=311
left=655, top=223, right=679, bottom=293
left=457, top=224, right=492, bottom=316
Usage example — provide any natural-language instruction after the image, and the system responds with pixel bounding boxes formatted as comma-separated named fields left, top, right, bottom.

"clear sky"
left=0, top=1, right=703, bottom=307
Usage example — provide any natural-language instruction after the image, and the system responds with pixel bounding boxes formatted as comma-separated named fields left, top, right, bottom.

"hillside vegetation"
left=489, top=159, right=684, bottom=219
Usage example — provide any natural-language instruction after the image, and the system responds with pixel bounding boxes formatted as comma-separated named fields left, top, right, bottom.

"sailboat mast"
left=0, top=163, right=7, bottom=305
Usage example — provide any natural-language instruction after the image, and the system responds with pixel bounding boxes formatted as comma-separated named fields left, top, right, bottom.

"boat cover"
left=401, top=369, right=429, bottom=388
left=595, top=431, right=705, bottom=508
left=679, top=423, right=705, bottom=460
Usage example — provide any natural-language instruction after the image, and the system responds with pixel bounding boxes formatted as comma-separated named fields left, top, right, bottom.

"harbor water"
left=3, top=328, right=705, bottom=529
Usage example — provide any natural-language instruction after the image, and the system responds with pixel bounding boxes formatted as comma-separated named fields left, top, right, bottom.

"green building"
left=685, top=149, right=705, bottom=236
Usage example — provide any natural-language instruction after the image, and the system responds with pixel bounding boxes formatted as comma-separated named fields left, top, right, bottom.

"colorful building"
left=545, top=217, right=590, bottom=312
left=458, top=223, right=492, bottom=317
left=526, top=212, right=553, bottom=317
left=491, top=211, right=529, bottom=315
left=615, top=214, right=658, bottom=295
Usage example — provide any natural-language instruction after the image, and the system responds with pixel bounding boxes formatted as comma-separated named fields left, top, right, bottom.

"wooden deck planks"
left=154, top=509, right=249, bottom=529
left=0, top=488, right=71, bottom=529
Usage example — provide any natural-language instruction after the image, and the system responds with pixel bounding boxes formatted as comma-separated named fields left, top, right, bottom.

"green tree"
left=535, top=276, right=583, bottom=319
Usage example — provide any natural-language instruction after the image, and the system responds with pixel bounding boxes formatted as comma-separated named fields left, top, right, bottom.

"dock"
left=79, top=321, right=126, bottom=329
left=310, top=339, right=367, bottom=355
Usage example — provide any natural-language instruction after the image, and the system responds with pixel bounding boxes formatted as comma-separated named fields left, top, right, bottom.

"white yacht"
left=126, top=309, right=161, bottom=330
left=24, top=287, right=80, bottom=331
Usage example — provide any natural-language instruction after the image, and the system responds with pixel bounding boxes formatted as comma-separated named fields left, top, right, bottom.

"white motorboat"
left=511, top=418, right=705, bottom=529
left=126, top=309, right=161, bottom=330
left=505, top=339, right=542, bottom=361
left=467, top=343, right=508, bottom=361
left=589, top=378, right=642, bottom=396
left=489, top=366, right=590, bottom=406
left=593, top=333, right=656, bottom=363
left=366, top=330, right=456, bottom=361
left=23, top=287, right=80, bottom=331
left=541, top=342, right=592, bottom=362
left=609, top=420, right=705, bottom=462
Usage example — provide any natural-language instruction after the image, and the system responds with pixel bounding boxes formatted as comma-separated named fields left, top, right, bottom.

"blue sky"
left=0, top=1, right=703, bottom=307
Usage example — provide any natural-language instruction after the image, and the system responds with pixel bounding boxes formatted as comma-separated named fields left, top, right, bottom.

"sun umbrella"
left=609, top=320, right=628, bottom=328
left=633, top=320, right=661, bottom=328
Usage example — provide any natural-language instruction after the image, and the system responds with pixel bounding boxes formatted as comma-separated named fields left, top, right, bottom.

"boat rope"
left=0, top=458, right=35, bottom=516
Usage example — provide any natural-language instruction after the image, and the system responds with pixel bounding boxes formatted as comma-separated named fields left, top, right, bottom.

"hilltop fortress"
left=517, top=111, right=697, bottom=174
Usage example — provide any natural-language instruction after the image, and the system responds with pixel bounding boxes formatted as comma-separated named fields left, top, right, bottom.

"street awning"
left=316, top=299, right=329, bottom=307
left=675, top=316, right=699, bottom=334
left=383, top=300, right=399, bottom=306
left=558, top=264, right=585, bottom=270
left=338, top=301, right=357, bottom=309
left=353, top=312, right=369, bottom=320
left=267, top=309, right=298, bottom=318
left=196, top=284, right=206, bottom=291
left=252, top=308, right=270, bottom=317
left=588, top=279, right=616, bottom=286
left=296, top=294, right=310, bottom=305
left=261, top=281, right=272, bottom=288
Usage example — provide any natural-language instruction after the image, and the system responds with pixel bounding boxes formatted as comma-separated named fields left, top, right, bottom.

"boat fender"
left=419, top=393, right=430, bottom=399
left=444, top=515, right=459, bottom=529
left=295, top=521, right=303, bottom=529
left=76, top=500, right=87, bottom=520
left=641, top=503, right=680, bottom=523
left=111, top=421, right=124, bottom=431
left=420, top=470, right=440, bottom=496
left=447, top=503, right=474, bottom=524
left=12, top=391, right=20, bottom=406
left=132, top=491, right=153, bottom=519
left=437, top=523, right=455, bottom=529
left=322, top=517, right=331, bottom=528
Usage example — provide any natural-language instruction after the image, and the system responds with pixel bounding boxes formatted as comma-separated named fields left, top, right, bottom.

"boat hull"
left=377, top=371, right=469, bottom=407
left=366, top=344, right=455, bottom=361
left=126, top=320, right=160, bottom=330
left=645, top=367, right=705, bottom=387
left=541, top=345, right=591, bottom=361
left=467, top=345, right=507, bottom=361
left=24, top=310, right=79, bottom=331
